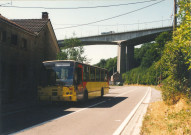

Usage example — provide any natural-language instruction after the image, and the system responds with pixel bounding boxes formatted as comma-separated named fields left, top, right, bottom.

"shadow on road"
left=2, top=105, right=73, bottom=135
left=92, top=96, right=128, bottom=108
left=75, top=96, right=128, bottom=108
left=2, top=96, right=127, bottom=134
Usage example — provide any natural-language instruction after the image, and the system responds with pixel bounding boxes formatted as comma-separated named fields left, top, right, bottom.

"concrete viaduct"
left=58, top=26, right=173, bottom=74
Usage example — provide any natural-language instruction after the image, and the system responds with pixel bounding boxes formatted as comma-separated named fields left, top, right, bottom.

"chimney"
left=42, top=12, right=48, bottom=19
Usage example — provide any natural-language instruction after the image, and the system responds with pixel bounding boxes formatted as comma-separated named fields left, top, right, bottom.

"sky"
left=0, top=0, right=174, bottom=64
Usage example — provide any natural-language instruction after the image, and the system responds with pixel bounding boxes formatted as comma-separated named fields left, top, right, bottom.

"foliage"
left=123, top=0, right=190, bottom=105
left=141, top=43, right=159, bottom=68
left=134, top=32, right=172, bottom=68
left=96, top=59, right=107, bottom=68
left=122, top=64, right=160, bottom=85
left=155, top=31, right=173, bottom=51
left=95, top=57, right=117, bottom=77
left=134, top=43, right=153, bottom=67
left=123, top=32, right=172, bottom=85
left=57, top=38, right=89, bottom=63
left=160, top=0, right=191, bottom=104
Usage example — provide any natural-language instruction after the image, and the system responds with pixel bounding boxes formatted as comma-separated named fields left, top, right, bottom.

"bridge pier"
left=117, top=42, right=134, bottom=74
left=58, top=27, right=173, bottom=77
left=126, top=45, right=134, bottom=71
left=117, top=43, right=126, bottom=74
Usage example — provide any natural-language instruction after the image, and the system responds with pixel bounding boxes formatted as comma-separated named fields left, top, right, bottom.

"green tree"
left=155, top=32, right=172, bottom=52
left=134, top=43, right=152, bottom=67
left=141, top=43, right=158, bottom=67
left=123, top=31, right=173, bottom=86
left=95, top=57, right=117, bottom=76
left=105, top=57, right=117, bottom=76
left=139, top=32, right=172, bottom=68
left=160, top=0, right=191, bottom=104
left=96, top=59, right=106, bottom=68
left=57, top=38, right=89, bottom=63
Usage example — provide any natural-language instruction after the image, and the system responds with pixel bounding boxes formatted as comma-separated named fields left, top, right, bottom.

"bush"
left=162, top=76, right=182, bottom=105
left=122, top=64, right=160, bottom=85
left=160, top=0, right=191, bottom=104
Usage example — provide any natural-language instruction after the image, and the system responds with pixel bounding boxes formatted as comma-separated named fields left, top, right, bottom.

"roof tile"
left=11, top=19, right=49, bottom=33
left=0, top=14, right=33, bottom=34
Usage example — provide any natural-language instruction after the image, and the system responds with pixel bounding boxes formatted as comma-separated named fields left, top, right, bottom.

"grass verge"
left=141, top=98, right=191, bottom=135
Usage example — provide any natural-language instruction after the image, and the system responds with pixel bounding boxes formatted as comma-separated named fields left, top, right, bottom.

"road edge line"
left=11, top=100, right=106, bottom=135
left=113, top=87, right=151, bottom=135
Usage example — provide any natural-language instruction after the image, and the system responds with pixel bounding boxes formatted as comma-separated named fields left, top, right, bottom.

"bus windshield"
left=43, top=62, right=74, bottom=86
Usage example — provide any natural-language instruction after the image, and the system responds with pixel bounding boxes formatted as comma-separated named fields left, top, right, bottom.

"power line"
left=1, top=0, right=161, bottom=9
left=55, top=0, right=166, bottom=30
left=53, top=19, right=171, bottom=26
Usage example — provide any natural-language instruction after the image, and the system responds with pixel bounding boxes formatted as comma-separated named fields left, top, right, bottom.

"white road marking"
left=115, top=120, right=121, bottom=122
left=109, top=87, right=133, bottom=93
left=114, top=89, right=135, bottom=98
left=12, top=100, right=106, bottom=135
left=13, top=87, right=137, bottom=135
left=113, top=87, right=151, bottom=135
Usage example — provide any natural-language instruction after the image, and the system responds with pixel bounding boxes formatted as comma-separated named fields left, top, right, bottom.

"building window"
left=0, top=31, right=6, bottom=42
left=21, top=38, right=27, bottom=50
left=11, top=34, right=18, bottom=45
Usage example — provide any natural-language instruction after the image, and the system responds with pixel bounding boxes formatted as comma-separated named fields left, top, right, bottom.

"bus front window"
left=43, top=63, right=74, bottom=86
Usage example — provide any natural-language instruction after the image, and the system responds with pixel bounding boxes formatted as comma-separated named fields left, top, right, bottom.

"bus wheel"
left=101, top=88, right=104, bottom=98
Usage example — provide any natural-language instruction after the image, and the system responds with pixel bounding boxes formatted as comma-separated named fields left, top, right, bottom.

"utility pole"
left=173, top=0, right=177, bottom=30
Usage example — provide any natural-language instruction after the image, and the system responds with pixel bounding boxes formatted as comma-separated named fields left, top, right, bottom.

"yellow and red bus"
left=38, top=60, right=109, bottom=102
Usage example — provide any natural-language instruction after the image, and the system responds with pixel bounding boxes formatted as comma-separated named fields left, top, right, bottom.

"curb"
left=113, top=87, right=151, bottom=135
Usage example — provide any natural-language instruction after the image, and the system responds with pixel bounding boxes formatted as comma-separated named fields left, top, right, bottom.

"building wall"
left=0, top=20, right=58, bottom=104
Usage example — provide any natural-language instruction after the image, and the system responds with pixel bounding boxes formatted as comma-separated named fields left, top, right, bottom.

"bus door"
left=75, top=65, right=83, bottom=92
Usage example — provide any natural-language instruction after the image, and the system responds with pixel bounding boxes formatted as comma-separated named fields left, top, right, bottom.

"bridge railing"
left=60, top=18, right=173, bottom=39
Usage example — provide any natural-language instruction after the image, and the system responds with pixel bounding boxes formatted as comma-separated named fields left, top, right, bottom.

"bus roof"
left=43, top=60, right=108, bottom=71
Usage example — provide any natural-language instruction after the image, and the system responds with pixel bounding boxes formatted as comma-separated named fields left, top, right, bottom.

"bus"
left=38, top=60, right=109, bottom=102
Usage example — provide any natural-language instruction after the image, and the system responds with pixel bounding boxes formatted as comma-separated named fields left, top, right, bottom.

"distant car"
left=101, top=31, right=115, bottom=35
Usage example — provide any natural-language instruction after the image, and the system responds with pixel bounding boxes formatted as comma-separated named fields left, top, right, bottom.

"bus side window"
left=104, top=71, right=108, bottom=81
left=90, top=67, right=95, bottom=81
left=101, top=70, right=104, bottom=81
left=87, top=66, right=89, bottom=81
left=96, top=69, right=100, bottom=81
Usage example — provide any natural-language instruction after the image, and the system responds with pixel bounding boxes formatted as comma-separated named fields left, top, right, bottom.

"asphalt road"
left=2, top=86, right=155, bottom=135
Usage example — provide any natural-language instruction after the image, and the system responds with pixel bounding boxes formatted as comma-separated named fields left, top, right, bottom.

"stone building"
left=0, top=12, right=60, bottom=104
